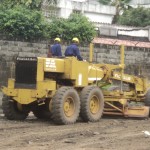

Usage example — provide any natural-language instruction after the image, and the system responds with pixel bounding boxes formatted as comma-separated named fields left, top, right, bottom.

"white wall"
left=58, top=8, right=72, bottom=18
left=84, top=12, right=114, bottom=24
left=57, top=0, right=116, bottom=24
left=83, top=3, right=116, bottom=15
left=129, top=0, right=150, bottom=8
left=118, top=30, right=149, bottom=37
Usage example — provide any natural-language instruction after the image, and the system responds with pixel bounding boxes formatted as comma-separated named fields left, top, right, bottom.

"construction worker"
left=50, top=37, right=62, bottom=57
left=64, top=37, right=83, bottom=61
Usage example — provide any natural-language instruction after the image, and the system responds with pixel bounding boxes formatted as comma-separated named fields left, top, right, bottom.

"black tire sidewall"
left=88, top=87, right=104, bottom=120
left=52, top=87, right=80, bottom=125
left=2, top=95, right=28, bottom=120
left=145, top=89, right=150, bottom=106
left=80, top=86, right=104, bottom=122
left=62, top=88, right=80, bottom=122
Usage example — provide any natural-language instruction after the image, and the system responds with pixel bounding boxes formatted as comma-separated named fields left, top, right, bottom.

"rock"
left=142, top=131, right=150, bottom=138
left=28, top=141, right=33, bottom=144
left=64, top=139, right=76, bottom=144
left=93, top=132, right=100, bottom=135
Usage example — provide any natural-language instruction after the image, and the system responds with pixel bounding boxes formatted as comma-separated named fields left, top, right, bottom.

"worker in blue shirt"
left=65, top=37, right=83, bottom=61
left=51, top=38, right=62, bottom=57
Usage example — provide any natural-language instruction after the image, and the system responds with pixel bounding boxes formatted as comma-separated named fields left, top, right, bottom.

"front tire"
left=80, top=86, right=104, bottom=122
left=2, top=95, right=29, bottom=120
left=51, top=87, right=80, bottom=125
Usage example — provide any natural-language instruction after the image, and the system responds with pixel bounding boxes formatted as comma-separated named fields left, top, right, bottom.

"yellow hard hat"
left=54, top=38, right=61, bottom=42
left=72, top=37, right=79, bottom=43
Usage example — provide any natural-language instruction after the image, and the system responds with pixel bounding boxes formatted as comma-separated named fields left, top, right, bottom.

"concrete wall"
left=0, top=40, right=47, bottom=86
left=0, top=39, right=150, bottom=87
left=0, top=39, right=150, bottom=108
left=92, top=44, right=150, bottom=78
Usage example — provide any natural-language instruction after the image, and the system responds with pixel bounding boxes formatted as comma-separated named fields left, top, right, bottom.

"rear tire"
left=2, top=95, right=29, bottom=120
left=80, top=86, right=104, bottom=122
left=144, top=89, right=150, bottom=106
left=51, top=87, right=80, bottom=125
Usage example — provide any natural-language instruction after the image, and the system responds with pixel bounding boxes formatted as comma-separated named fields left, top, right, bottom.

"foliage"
left=47, top=18, right=68, bottom=40
left=98, top=0, right=131, bottom=6
left=98, top=0, right=111, bottom=5
left=117, top=7, right=150, bottom=27
left=48, top=13, right=96, bottom=43
left=0, top=0, right=58, bottom=10
left=0, top=6, right=49, bottom=40
left=98, top=0, right=132, bottom=23
left=0, top=2, right=96, bottom=42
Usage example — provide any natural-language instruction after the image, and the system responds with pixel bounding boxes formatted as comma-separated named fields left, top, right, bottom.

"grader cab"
left=1, top=45, right=150, bottom=125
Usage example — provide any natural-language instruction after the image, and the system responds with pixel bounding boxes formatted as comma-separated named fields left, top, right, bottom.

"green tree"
left=0, top=0, right=58, bottom=9
left=117, top=7, right=150, bottom=27
left=0, top=5, right=49, bottom=40
left=48, top=13, right=96, bottom=43
left=98, top=0, right=131, bottom=23
left=47, top=17, right=68, bottom=40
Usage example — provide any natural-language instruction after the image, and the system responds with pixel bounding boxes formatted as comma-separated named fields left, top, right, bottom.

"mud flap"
left=124, top=106, right=149, bottom=118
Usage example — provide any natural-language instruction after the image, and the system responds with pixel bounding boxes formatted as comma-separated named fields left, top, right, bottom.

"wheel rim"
left=64, top=96, right=75, bottom=117
left=90, top=95, right=100, bottom=114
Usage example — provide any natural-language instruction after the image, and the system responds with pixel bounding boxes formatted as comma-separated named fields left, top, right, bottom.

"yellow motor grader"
left=1, top=44, right=150, bottom=125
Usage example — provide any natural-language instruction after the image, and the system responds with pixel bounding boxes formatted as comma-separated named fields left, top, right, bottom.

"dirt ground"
left=0, top=110, right=150, bottom=150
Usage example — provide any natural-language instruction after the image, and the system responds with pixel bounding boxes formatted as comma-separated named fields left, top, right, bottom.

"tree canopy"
left=0, top=5, right=48, bottom=40
left=0, top=0, right=58, bottom=9
left=98, top=0, right=132, bottom=23
left=117, top=7, right=150, bottom=27
left=0, top=1, right=96, bottom=43
left=48, top=13, right=96, bottom=43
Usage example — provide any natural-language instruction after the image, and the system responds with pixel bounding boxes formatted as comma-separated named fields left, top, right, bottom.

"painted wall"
left=84, top=12, right=114, bottom=24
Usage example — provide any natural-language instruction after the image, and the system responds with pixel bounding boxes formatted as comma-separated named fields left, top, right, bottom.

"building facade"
left=42, top=0, right=116, bottom=24
left=129, top=0, right=150, bottom=8
left=42, top=0, right=150, bottom=25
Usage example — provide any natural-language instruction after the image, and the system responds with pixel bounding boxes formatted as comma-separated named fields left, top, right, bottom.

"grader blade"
left=124, top=106, right=149, bottom=118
